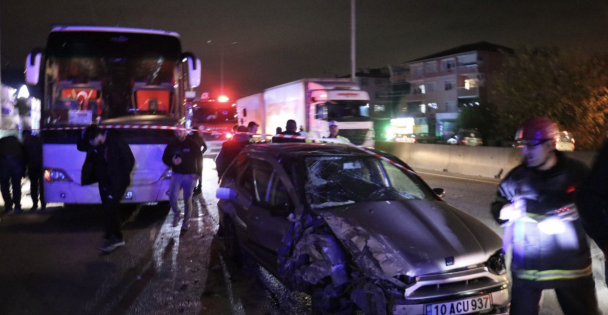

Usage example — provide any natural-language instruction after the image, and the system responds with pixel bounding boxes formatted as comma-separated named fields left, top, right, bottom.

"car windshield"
left=305, top=155, right=437, bottom=209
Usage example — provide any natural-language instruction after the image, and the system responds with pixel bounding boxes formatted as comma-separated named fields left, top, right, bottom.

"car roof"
left=241, top=143, right=371, bottom=157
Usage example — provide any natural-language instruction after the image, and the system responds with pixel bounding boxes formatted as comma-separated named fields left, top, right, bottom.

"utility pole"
left=351, top=0, right=356, bottom=83
left=207, top=40, right=237, bottom=96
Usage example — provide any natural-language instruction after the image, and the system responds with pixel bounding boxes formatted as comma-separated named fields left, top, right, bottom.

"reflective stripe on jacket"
left=513, top=265, right=592, bottom=281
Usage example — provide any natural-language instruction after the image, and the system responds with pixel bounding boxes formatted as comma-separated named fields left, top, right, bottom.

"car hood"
left=317, top=200, right=501, bottom=278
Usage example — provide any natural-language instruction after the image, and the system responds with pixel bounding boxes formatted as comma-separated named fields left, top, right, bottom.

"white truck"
left=236, top=79, right=373, bottom=146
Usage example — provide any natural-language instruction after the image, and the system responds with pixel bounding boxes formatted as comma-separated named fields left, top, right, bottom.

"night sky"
left=2, top=0, right=608, bottom=98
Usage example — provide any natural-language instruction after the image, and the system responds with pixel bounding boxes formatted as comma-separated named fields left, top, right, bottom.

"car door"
left=238, top=156, right=297, bottom=271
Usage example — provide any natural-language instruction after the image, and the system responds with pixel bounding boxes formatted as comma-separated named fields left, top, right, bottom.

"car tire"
left=311, top=282, right=353, bottom=315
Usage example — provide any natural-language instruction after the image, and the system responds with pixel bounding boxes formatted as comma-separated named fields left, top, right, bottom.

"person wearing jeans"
left=168, top=173, right=197, bottom=228
left=163, top=127, right=202, bottom=231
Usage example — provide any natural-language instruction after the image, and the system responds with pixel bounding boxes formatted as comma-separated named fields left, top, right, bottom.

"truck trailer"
left=236, top=79, right=373, bottom=146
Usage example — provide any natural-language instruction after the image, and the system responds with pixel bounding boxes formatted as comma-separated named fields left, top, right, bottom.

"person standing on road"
left=490, top=117, right=600, bottom=315
left=577, top=138, right=608, bottom=287
left=163, top=126, right=203, bottom=230
left=0, top=134, right=25, bottom=214
left=23, top=129, right=45, bottom=211
left=323, top=120, right=350, bottom=143
left=272, top=119, right=305, bottom=143
left=188, top=126, right=208, bottom=196
left=80, top=125, right=135, bottom=252
left=247, top=121, right=259, bottom=143
left=215, top=125, right=250, bottom=181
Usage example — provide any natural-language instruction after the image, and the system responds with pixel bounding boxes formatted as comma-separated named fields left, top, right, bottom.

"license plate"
left=425, top=295, right=491, bottom=315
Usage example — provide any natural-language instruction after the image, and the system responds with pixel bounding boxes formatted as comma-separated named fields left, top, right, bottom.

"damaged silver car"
left=216, top=143, right=509, bottom=315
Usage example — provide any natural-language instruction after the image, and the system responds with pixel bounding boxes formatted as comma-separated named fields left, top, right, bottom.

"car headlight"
left=485, top=250, right=506, bottom=275
left=397, top=274, right=419, bottom=287
left=44, top=168, right=73, bottom=183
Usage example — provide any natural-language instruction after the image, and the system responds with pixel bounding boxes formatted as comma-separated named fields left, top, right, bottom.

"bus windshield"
left=44, top=31, right=182, bottom=125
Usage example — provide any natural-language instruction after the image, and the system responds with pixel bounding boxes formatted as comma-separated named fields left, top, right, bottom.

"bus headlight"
left=44, top=168, right=73, bottom=183
left=161, top=168, right=173, bottom=180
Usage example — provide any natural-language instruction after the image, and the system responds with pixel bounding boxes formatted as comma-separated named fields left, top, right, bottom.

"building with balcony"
left=390, top=41, right=511, bottom=139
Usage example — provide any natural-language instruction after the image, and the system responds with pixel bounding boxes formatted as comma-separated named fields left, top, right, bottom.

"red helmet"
left=515, top=117, right=559, bottom=141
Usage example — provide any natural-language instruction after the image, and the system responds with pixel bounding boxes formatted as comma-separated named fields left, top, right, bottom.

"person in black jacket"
left=23, top=130, right=45, bottom=211
left=272, top=119, right=305, bottom=143
left=80, top=125, right=135, bottom=252
left=0, top=134, right=25, bottom=214
left=162, top=127, right=202, bottom=230
left=215, top=125, right=250, bottom=181
left=188, top=127, right=208, bottom=196
left=491, top=117, right=600, bottom=315
left=577, top=138, right=608, bottom=287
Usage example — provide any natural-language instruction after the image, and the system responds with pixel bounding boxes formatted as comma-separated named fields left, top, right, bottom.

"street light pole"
left=207, top=40, right=237, bottom=96
left=351, top=0, right=356, bottom=83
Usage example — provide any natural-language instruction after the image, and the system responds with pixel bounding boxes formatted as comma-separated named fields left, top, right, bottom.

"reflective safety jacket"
left=322, top=135, right=350, bottom=143
left=491, top=152, right=592, bottom=288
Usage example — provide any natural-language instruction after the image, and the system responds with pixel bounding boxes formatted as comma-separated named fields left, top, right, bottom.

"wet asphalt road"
left=0, top=160, right=607, bottom=314
left=0, top=158, right=312, bottom=315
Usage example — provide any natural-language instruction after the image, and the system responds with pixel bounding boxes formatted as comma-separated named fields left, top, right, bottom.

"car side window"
left=240, top=159, right=274, bottom=204
left=240, top=165, right=255, bottom=195
left=268, top=175, right=293, bottom=210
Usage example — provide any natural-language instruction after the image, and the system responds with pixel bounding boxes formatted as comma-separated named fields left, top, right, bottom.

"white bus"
left=25, top=26, right=201, bottom=204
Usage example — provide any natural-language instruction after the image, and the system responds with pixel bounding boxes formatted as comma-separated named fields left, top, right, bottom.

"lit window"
left=419, top=85, right=426, bottom=94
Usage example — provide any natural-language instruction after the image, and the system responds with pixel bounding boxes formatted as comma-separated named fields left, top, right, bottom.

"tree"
left=493, top=47, right=608, bottom=149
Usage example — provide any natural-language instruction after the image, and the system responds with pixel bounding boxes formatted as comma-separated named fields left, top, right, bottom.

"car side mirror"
left=25, top=50, right=43, bottom=85
left=216, top=187, right=237, bottom=200
left=433, top=188, right=445, bottom=198
left=182, top=52, right=201, bottom=88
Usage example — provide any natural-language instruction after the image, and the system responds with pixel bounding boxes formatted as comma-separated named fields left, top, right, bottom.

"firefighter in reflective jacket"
left=490, top=117, right=600, bottom=315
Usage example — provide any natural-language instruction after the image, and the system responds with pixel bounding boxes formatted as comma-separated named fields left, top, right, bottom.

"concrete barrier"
left=375, top=141, right=598, bottom=179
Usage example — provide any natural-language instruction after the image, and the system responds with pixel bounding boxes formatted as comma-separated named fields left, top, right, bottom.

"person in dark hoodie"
left=272, top=119, right=305, bottom=143
left=0, top=133, right=25, bottom=214
left=162, top=126, right=203, bottom=231
left=80, top=125, right=135, bottom=252
left=215, top=125, right=250, bottom=181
